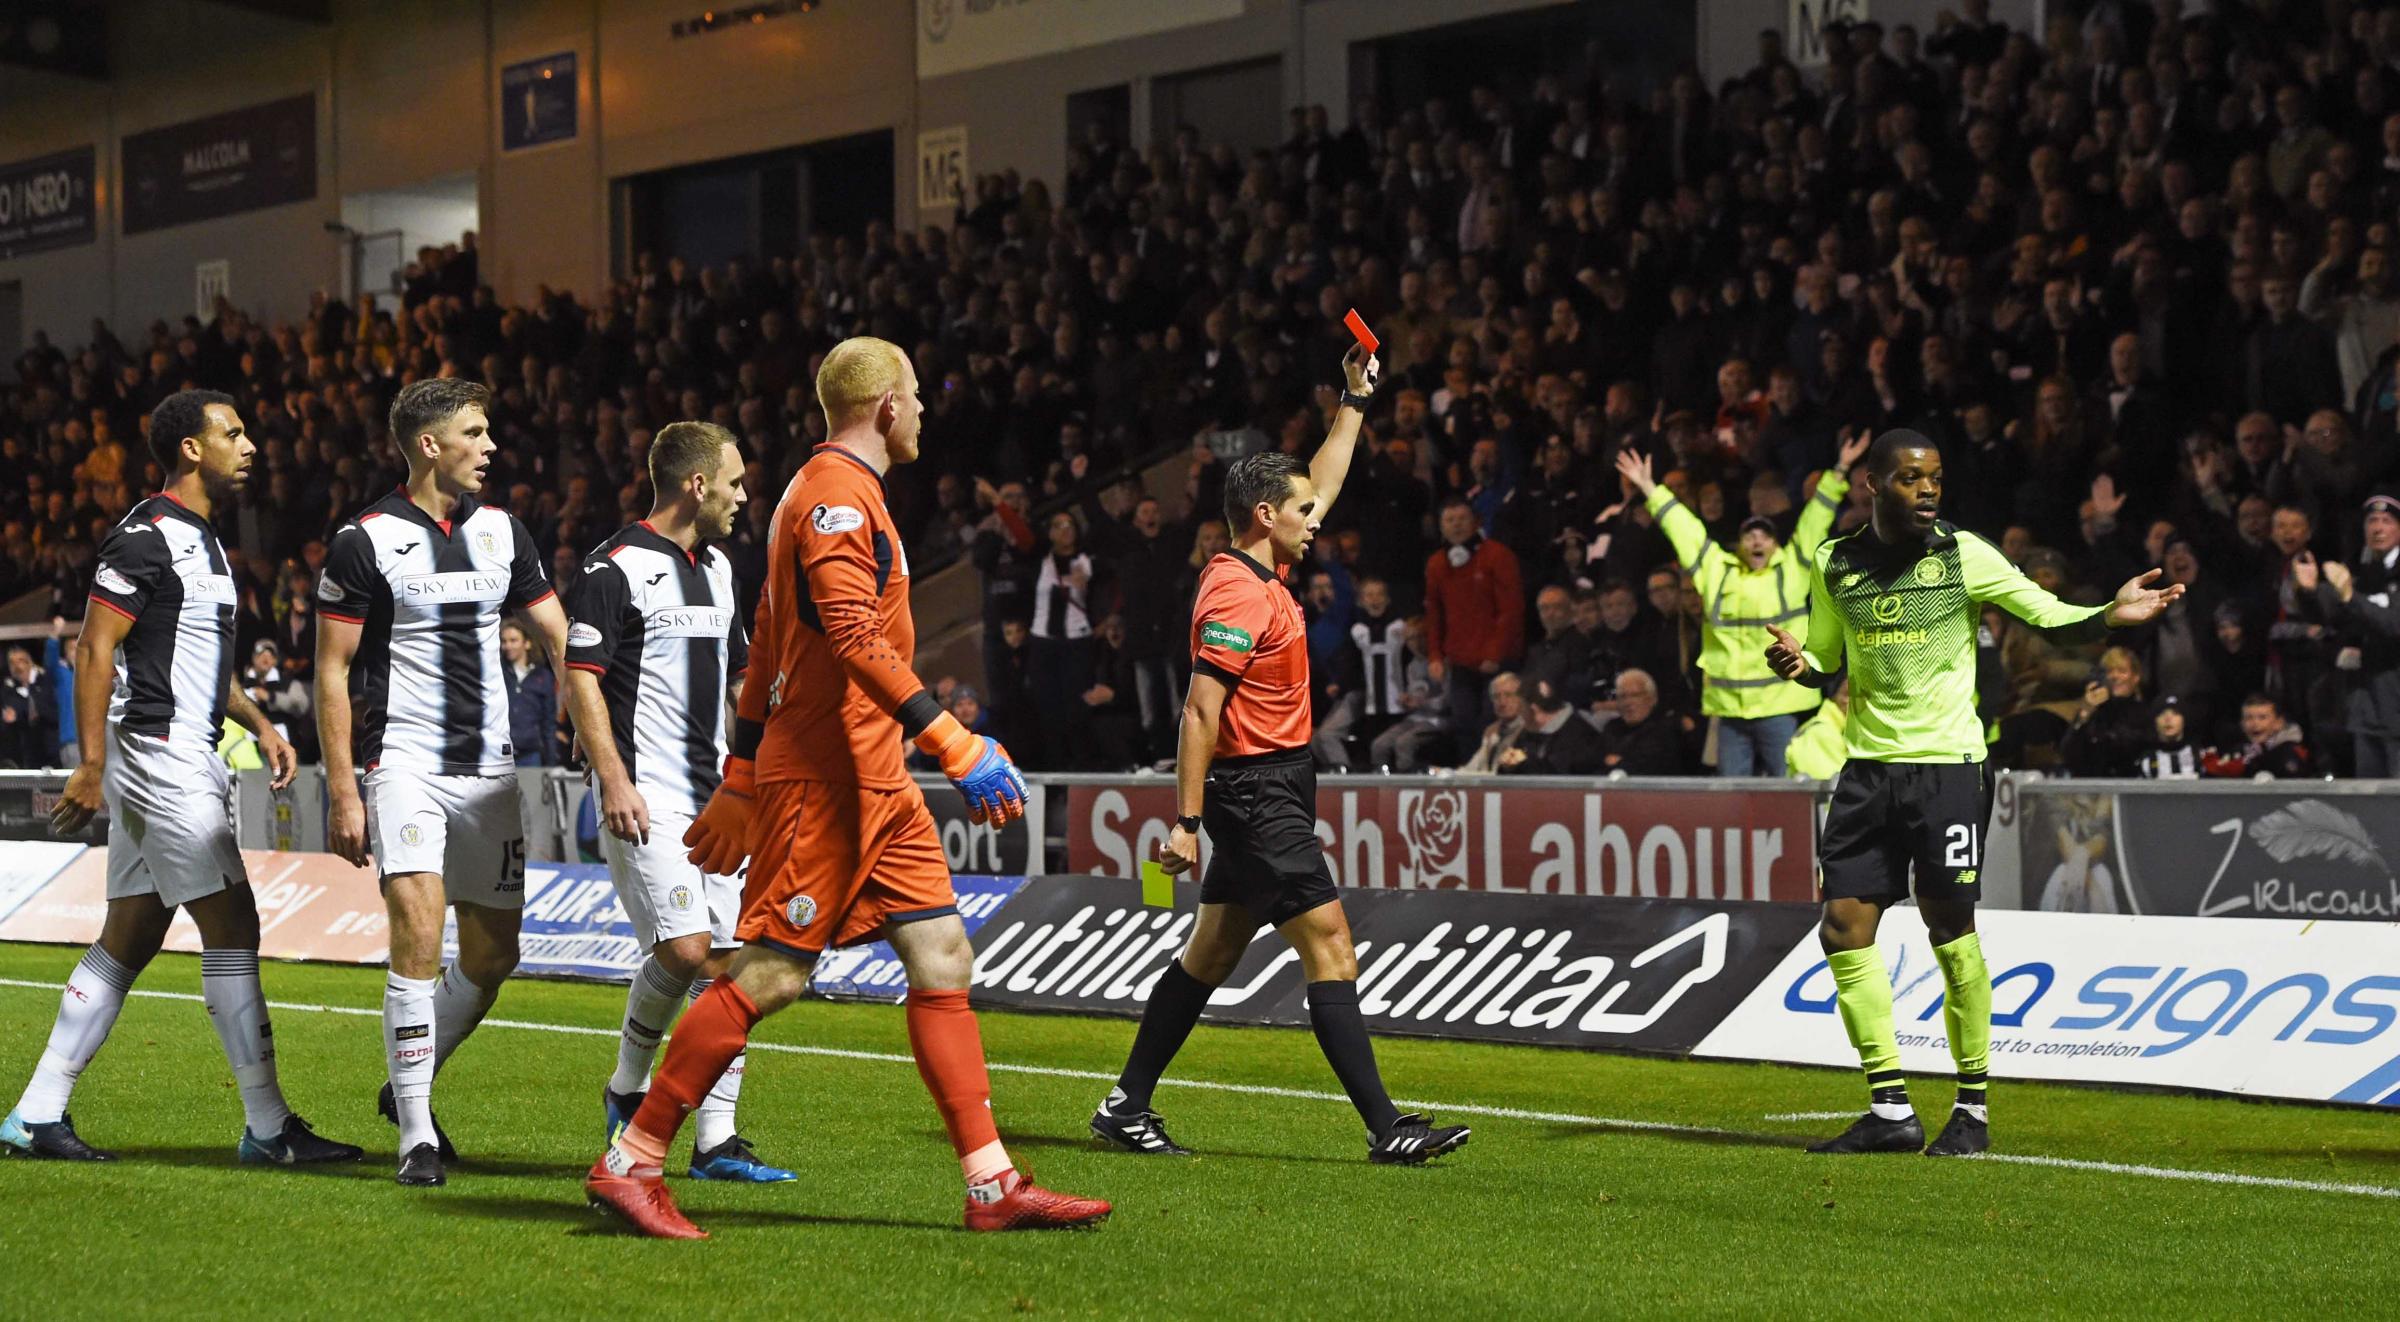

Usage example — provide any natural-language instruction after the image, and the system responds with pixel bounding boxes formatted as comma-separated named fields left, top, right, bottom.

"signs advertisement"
left=122, top=94, right=318, bottom=236
left=501, top=52, right=579, bottom=152
left=969, top=875, right=1821, bottom=1054
left=917, top=125, right=969, bottom=213
left=2015, top=784, right=2400, bottom=920
left=1693, top=905, right=2400, bottom=1107
left=0, top=146, right=98, bottom=260
left=1066, top=780, right=1818, bottom=902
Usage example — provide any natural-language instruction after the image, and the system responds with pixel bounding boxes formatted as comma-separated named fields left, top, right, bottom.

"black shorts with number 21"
left=1817, top=759, right=1991, bottom=904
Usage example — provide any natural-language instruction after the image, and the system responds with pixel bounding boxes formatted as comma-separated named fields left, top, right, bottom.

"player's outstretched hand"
left=1763, top=623, right=1812, bottom=681
left=261, top=729, right=299, bottom=791
left=2104, top=567, right=2187, bottom=627
left=48, top=762, right=102, bottom=837
left=915, top=712, right=1028, bottom=827
left=684, top=756, right=757, bottom=876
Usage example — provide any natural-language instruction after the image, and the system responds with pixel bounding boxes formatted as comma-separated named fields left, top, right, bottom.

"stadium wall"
left=1695, top=0, right=2044, bottom=86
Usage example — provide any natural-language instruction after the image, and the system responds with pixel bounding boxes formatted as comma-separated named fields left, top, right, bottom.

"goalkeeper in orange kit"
left=581, top=337, right=1111, bottom=1238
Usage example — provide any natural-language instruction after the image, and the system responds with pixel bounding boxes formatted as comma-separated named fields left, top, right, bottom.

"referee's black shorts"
left=1199, top=746, right=1339, bottom=927
left=1818, top=759, right=1991, bottom=905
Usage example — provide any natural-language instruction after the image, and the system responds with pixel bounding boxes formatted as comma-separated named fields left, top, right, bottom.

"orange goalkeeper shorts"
left=738, top=778, right=958, bottom=956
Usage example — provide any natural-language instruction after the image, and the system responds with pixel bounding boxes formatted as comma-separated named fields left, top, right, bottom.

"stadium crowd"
left=4, top=0, right=2398, bottom=781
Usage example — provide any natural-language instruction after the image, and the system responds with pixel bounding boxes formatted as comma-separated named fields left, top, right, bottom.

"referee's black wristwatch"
left=1338, top=388, right=1374, bottom=412
left=1176, top=814, right=1203, bottom=835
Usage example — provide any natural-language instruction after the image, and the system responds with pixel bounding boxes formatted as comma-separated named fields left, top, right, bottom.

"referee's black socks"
left=1307, top=980, right=1402, bottom=1136
left=1110, top=960, right=1215, bottom=1113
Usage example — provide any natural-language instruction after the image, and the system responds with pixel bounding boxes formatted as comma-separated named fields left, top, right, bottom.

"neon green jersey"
left=1801, top=523, right=2108, bottom=763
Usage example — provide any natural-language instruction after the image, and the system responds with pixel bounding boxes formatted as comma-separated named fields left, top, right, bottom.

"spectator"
left=1333, top=575, right=1410, bottom=764
left=985, top=617, right=1041, bottom=765
left=1616, top=434, right=1860, bottom=776
left=1090, top=493, right=1186, bottom=758
left=1083, top=615, right=1146, bottom=772
left=1027, top=509, right=1104, bottom=769
left=2203, top=693, right=2314, bottom=779
left=2320, top=494, right=2400, bottom=775
left=1368, top=619, right=1448, bottom=772
left=1458, top=671, right=1528, bottom=774
left=1591, top=668, right=1689, bottom=775
left=2140, top=695, right=2202, bottom=779
left=0, top=645, right=59, bottom=768
left=241, top=638, right=313, bottom=761
left=969, top=478, right=1039, bottom=696
left=2060, top=645, right=2153, bottom=777
left=1497, top=678, right=1606, bottom=775
left=1787, top=677, right=1850, bottom=780
left=1423, top=497, right=1524, bottom=741
left=500, top=618, right=558, bottom=768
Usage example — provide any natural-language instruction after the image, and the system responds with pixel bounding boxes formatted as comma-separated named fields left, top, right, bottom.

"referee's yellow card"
left=1139, top=860, right=1176, bottom=908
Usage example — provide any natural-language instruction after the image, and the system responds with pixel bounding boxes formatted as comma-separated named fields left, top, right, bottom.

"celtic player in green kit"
left=1764, top=430, right=2182, bottom=1156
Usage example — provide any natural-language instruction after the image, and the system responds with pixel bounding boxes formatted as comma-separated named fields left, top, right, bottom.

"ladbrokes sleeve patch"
left=94, top=564, right=136, bottom=596
left=1199, top=620, right=1254, bottom=653
left=812, top=504, right=865, bottom=534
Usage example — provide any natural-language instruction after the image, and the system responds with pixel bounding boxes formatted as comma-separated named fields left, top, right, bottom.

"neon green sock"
left=1826, top=946, right=1904, bottom=1108
left=1933, top=932, right=1991, bottom=1113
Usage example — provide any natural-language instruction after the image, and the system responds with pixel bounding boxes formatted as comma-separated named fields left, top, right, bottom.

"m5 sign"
left=1790, top=0, right=1867, bottom=67
left=917, top=125, right=969, bottom=213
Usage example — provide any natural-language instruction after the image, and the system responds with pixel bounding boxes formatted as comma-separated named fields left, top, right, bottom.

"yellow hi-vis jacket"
left=1644, top=470, right=1848, bottom=719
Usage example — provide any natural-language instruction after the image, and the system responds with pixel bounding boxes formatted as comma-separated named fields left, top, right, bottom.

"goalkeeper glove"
left=914, top=712, right=1028, bottom=827
left=683, top=755, right=757, bottom=877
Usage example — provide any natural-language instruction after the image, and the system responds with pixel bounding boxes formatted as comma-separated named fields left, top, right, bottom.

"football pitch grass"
left=3, top=943, right=2398, bottom=1319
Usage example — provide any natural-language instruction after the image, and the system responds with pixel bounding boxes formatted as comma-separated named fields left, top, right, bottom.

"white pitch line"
left=1762, top=1110, right=1858, bottom=1122
left=4, top=976, right=2396, bottom=1202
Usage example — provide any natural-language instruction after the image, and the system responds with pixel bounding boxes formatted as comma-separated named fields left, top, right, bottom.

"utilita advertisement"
left=1066, top=781, right=1818, bottom=902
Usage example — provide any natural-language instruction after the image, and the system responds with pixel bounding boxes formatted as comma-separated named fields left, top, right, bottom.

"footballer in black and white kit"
left=3, top=390, right=361, bottom=1167
left=317, top=378, right=570, bottom=1188
left=561, top=421, right=790, bottom=1182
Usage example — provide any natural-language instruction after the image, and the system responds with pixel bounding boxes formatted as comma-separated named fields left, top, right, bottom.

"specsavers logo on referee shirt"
left=1199, top=621, right=1253, bottom=653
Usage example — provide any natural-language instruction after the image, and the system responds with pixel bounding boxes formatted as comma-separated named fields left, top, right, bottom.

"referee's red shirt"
left=1188, top=550, right=1311, bottom=756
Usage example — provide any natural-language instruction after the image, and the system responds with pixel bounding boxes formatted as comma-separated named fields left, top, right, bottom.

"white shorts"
left=104, top=729, right=247, bottom=908
left=601, top=803, right=742, bottom=949
left=365, top=767, right=526, bottom=908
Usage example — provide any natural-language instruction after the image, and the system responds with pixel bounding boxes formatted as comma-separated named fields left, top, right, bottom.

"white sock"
left=430, top=964, right=499, bottom=1076
left=200, top=948, right=290, bottom=1139
left=382, top=972, right=438, bottom=1152
left=16, top=946, right=137, bottom=1124
left=611, top=957, right=692, bottom=1096
left=688, top=977, right=742, bottom=1151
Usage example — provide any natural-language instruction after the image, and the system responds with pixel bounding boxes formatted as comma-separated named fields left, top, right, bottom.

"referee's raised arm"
left=1305, top=345, right=1380, bottom=526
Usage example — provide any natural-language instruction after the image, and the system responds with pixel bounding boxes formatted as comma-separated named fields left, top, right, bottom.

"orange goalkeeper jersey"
left=743, top=445, right=921, bottom=790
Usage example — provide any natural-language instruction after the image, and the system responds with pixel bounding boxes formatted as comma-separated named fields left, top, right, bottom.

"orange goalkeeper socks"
left=619, top=979, right=762, bottom=1164
left=906, top=987, right=1010, bottom=1183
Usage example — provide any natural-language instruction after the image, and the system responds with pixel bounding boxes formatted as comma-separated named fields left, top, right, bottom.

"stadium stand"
left=6, top=4, right=2398, bottom=781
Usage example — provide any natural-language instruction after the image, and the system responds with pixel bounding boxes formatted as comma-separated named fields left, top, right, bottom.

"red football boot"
left=585, top=1153, right=708, bottom=1239
left=962, top=1169, right=1112, bottom=1232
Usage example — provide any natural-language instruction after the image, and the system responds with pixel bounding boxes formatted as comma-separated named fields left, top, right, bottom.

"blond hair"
left=815, top=337, right=911, bottom=427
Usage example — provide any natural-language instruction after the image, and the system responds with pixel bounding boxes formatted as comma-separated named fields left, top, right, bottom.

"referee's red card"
left=1343, top=308, right=1378, bottom=353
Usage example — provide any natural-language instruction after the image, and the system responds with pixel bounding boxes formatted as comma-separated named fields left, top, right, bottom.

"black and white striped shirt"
left=88, top=494, right=235, bottom=746
left=563, top=522, right=749, bottom=816
left=1348, top=612, right=1410, bottom=717
left=319, top=489, right=554, bottom=775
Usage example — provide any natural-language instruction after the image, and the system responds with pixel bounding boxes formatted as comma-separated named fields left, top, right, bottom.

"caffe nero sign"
left=0, top=147, right=97, bottom=260
left=122, top=95, right=317, bottom=236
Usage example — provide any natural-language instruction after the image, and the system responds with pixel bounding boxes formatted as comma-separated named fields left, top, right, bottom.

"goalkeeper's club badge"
left=811, top=503, right=865, bottom=534
left=669, top=884, right=694, bottom=912
left=787, top=895, right=818, bottom=928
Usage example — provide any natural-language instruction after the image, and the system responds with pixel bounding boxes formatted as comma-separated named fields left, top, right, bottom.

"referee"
left=1765, top=429, right=2181, bottom=1156
left=1090, top=346, right=1470, bottom=1165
